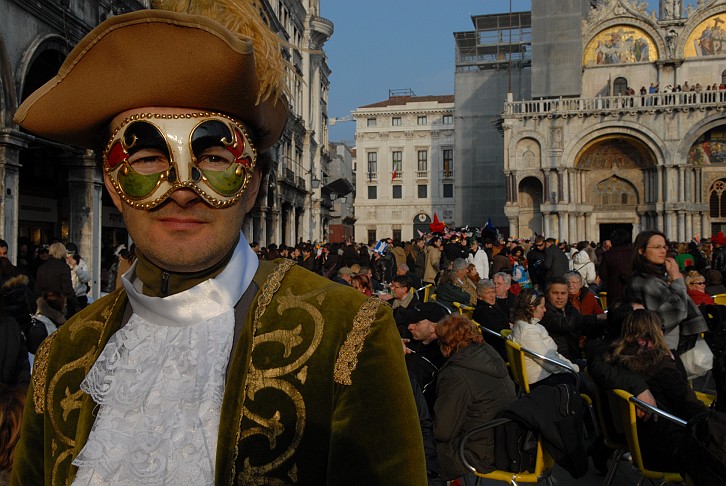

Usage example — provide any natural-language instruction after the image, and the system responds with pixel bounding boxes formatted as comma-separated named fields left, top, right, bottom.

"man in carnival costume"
left=10, top=2, right=426, bottom=484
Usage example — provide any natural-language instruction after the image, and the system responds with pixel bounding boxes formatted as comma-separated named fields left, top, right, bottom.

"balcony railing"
left=296, top=176, right=305, bottom=189
left=416, top=170, right=429, bottom=179
left=504, top=91, right=726, bottom=118
left=366, top=172, right=377, bottom=182
left=442, top=170, right=454, bottom=179
left=392, top=171, right=403, bottom=181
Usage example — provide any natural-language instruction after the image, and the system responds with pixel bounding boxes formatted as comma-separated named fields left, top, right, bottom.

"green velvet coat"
left=11, top=260, right=427, bottom=485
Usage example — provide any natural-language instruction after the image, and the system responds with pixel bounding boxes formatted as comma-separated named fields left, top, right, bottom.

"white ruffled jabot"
left=72, top=234, right=257, bottom=485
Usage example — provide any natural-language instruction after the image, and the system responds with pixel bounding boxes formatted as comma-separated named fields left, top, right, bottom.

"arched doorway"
left=613, top=76, right=628, bottom=96
left=413, top=213, right=431, bottom=238
left=517, top=177, right=543, bottom=237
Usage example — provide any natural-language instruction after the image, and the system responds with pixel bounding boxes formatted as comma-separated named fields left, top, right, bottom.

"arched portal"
left=517, top=177, right=543, bottom=237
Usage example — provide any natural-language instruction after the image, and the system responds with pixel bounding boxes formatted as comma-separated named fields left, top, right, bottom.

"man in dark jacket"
left=540, top=277, right=604, bottom=361
left=526, top=237, right=547, bottom=290
left=598, top=228, right=633, bottom=308
left=34, top=242, right=80, bottom=318
left=712, top=231, right=726, bottom=280
left=543, top=238, right=569, bottom=282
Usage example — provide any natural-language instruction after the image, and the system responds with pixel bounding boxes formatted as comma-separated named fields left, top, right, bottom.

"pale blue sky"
left=322, top=0, right=696, bottom=143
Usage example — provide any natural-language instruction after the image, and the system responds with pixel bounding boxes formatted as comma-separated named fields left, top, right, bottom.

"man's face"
left=603, top=240, right=612, bottom=251
left=0, top=246, right=7, bottom=258
left=545, top=240, right=554, bottom=248
left=103, top=107, right=261, bottom=273
left=547, top=283, right=569, bottom=310
left=341, top=273, right=352, bottom=283
left=390, top=282, right=409, bottom=300
left=416, top=240, right=425, bottom=249
left=493, top=276, right=510, bottom=298
left=408, top=319, right=437, bottom=344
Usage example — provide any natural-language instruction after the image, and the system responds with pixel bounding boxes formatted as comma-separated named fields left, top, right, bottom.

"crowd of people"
left=2, top=1, right=726, bottom=483
left=235, top=228, right=726, bottom=484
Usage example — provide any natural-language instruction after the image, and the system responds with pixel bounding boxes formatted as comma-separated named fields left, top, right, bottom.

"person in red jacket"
left=565, top=271, right=604, bottom=316
left=685, top=270, right=715, bottom=305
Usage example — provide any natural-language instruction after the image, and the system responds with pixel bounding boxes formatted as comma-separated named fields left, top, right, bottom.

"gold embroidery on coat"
left=230, top=259, right=296, bottom=485
left=60, top=387, right=85, bottom=421
left=334, top=297, right=382, bottom=386
left=233, top=262, right=331, bottom=484
left=32, top=332, right=58, bottom=413
left=46, top=291, right=125, bottom=486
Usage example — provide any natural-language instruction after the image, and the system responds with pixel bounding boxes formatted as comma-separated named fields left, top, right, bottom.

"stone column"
left=508, top=215, right=518, bottom=238
left=543, top=212, right=551, bottom=237
left=0, top=131, right=27, bottom=263
left=583, top=213, right=590, bottom=241
left=702, top=212, right=710, bottom=237
left=685, top=211, right=693, bottom=240
left=66, top=150, right=103, bottom=300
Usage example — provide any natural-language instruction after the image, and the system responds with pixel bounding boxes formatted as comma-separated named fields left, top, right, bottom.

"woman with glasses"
left=625, top=230, right=708, bottom=352
left=685, top=270, right=715, bottom=305
left=511, top=288, right=579, bottom=388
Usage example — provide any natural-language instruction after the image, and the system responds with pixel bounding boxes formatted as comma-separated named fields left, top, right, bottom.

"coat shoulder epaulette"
left=334, top=297, right=384, bottom=385
left=31, top=331, right=59, bottom=413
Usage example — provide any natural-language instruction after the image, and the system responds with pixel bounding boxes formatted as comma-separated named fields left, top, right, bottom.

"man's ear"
left=240, top=169, right=263, bottom=214
left=103, top=173, right=124, bottom=212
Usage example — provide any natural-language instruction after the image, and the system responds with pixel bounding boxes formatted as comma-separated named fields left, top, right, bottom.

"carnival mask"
left=103, top=112, right=256, bottom=210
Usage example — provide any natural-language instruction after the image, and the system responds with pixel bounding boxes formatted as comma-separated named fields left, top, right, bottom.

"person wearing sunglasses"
left=685, top=270, right=715, bottom=306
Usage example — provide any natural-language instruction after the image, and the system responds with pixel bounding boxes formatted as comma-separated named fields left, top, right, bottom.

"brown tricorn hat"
left=14, top=9, right=288, bottom=151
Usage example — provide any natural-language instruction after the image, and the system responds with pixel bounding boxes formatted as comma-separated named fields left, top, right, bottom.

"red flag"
left=429, top=213, right=445, bottom=234
left=392, top=169, right=397, bottom=181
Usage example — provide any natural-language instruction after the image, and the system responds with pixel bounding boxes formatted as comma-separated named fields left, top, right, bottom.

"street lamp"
left=340, top=196, right=347, bottom=204
left=311, top=176, right=321, bottom=189
left=330, top=191, right=338, bottom=200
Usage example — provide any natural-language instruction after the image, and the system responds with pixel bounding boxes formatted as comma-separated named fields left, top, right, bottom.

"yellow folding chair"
left=609, top=389, right=686, bottom=485
left=453, top=301, right=475, bottom=318
left=713, top=293, right=726, bottom=306
left=416, top=283, right=433, bottom=302
left=459, top=417, right=555, bottom=485
left=598, top=291, right=608, bottom=310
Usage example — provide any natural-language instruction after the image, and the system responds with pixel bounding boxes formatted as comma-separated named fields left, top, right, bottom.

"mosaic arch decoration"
left=594, top=175, right=638, bottom=206
left=575, top=136, right=655, bottom=170
left=583, top=25, right=658, bottom=66
left=684, top=14, right=726, bottom=57
left=688, top=126, right=726, bottom=165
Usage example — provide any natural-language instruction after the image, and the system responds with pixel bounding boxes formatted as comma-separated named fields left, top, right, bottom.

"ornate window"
left=710, top=179, right=726, bottom=219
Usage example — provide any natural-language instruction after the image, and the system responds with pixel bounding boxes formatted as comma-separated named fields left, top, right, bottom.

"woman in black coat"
left=433, top=315, right=515, bottom=483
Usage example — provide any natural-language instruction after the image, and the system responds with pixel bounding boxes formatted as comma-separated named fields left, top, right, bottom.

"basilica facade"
left=502, top=0, right=726, bottom=242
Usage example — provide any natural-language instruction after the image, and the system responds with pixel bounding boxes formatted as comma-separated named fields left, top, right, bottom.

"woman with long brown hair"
left=605, top=308, right=708, bottom=476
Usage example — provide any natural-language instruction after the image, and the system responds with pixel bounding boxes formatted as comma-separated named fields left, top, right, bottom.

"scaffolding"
left=454, top=11, right=532, bottom=71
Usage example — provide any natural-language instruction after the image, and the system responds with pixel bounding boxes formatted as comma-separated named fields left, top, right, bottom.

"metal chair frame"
left=459, top=417, right=555, bottom=485
left=608, top=389, right=686, bottom=486
left=453, top=301, right=475, bottom=318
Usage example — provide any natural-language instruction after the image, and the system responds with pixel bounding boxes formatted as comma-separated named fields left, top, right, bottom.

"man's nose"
left=167, top=187, right=202, bottom=207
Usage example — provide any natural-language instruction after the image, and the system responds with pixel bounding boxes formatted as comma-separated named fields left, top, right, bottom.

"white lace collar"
left=121, top=232, right=258, bottom=327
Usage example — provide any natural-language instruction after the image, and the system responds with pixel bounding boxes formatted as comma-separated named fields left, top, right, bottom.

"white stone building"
left=352, top=92, right=456, bottom=243
left=457, top=0, right=726, bottom=243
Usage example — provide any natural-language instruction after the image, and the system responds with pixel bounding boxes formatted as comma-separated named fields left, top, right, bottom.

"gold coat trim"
left=230, top=258, right=296, bottom=484
left=32, top=332, right=59, bottom=414
left=334, top=297, right=383, bottom=386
